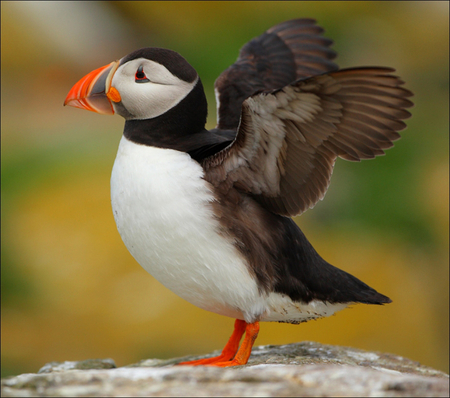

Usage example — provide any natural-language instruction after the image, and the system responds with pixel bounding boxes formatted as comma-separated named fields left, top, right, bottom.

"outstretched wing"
left=215, top=18, right=338, bottom=130
left=204, top=67, right=413, bottom=217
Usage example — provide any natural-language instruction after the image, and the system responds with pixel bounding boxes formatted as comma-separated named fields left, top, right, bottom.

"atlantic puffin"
left=64, top=19, right=413, bottom=367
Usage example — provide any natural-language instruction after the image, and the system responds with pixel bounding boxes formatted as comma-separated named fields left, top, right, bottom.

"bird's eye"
left=135, top=65, right=150, bottom=83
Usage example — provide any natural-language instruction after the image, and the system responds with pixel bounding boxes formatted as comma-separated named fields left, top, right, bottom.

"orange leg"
left=178, top=319, right=247, bottom=366
left=209, top=321, right=259, bottom=367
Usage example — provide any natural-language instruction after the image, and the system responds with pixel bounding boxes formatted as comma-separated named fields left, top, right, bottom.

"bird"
left=64, top=18, right=413, bottom=367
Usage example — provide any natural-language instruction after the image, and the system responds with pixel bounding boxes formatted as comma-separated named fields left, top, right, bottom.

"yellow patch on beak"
left=107, top=87, right=121, bottom=103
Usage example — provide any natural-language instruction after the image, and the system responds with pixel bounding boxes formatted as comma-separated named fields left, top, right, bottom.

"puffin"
left=64, top=19, right=413, bottom=367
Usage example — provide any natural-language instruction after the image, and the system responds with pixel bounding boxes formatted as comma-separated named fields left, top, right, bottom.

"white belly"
left=110, top=136, right=347, bottom=324
left=110, top=136, right=267, bottom=322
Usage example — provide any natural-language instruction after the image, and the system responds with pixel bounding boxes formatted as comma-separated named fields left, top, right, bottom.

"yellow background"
left=1, top=1, right=448, bottom=376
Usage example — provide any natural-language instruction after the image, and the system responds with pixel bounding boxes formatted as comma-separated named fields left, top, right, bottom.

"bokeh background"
left=1, top=1, right=448, bottom=377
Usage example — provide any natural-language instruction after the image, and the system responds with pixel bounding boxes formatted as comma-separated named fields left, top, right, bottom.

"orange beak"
left=64, top=60, right=121, bottom=115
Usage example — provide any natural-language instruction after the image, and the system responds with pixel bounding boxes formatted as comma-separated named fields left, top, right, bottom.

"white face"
left=111, top=57, right=197, bottom=120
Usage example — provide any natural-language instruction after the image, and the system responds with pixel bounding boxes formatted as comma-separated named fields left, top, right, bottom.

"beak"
left=64, top=60, right=121, bottom=115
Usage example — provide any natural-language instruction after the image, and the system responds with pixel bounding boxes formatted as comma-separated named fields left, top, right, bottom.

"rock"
left=37, top=358, right=117, bottom=373
left=2, top=342, right=448, bottom=397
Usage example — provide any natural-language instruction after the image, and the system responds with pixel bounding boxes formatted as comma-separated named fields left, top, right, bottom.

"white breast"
left=110, top=136, right=268, bottom=322
left=110, top=136, right=347, bottom=324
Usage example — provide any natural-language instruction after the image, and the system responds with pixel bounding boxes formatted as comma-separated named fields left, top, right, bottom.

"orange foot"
left=177, top=319, right=259, bottom=367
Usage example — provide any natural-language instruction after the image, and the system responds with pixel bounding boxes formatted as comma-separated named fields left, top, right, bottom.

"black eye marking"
left=135, top=65, right=150, bottom=83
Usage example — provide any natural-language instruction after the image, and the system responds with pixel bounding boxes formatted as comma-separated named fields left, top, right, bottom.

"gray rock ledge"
left=2, top=342, right=448, bottom=397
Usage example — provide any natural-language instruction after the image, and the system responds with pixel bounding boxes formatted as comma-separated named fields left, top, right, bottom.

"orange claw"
left=178, top=319, right=259, bottom=367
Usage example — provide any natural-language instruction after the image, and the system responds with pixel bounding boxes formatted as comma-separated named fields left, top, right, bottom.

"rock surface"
left=2, top=342, right=448, bottom=397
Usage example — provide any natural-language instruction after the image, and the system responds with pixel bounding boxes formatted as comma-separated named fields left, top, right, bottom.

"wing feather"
left=215, top=19, right=338, bottom=130
left=204, top=67, right=413, bottom=216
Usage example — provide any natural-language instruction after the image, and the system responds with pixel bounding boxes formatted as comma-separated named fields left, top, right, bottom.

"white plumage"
left=111, top=58, right=197, bottom=120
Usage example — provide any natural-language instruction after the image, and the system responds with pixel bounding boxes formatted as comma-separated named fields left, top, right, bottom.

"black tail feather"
left=272, top=218, right=391, bottom=305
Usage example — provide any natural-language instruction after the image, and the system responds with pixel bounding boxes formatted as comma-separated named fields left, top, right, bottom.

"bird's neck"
left=123, top=79, right=208, bottom=151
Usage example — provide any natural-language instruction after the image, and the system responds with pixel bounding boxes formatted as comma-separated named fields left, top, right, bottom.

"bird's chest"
left=110, top=136, right=261, bottom=319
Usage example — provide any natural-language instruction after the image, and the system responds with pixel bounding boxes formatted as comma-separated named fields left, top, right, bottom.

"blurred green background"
left=1, top=1, right=448, bottom=377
